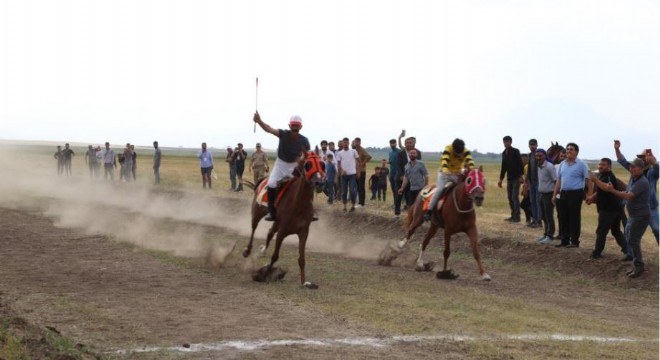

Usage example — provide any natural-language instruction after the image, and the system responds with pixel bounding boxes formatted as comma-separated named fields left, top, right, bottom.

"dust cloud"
left=0, top=148, right=388, bottom=263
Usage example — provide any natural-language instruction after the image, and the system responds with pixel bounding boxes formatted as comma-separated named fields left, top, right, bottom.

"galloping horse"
left=545, top=142, right=565, bottom=165
left=242, top=151, right=325, bottom=289
left=395, top=167, right=491, bottom=281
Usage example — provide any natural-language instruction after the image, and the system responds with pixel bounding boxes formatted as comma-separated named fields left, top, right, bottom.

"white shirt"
left=335, top=148, right=359, bottom=176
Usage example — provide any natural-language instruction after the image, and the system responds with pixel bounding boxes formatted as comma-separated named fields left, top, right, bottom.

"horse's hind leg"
left=415, top=224, right=438, bottom=272
left=298, top=228, right=317, bottom=289
left=467, top=227, right=491, bottom=281
left=243, top=205, right=266, bottom=258
left=253, top=232, right=285, bottom=282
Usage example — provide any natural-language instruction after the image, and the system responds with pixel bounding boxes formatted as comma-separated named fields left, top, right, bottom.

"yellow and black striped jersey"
left=441, top=145, right=475, bottom=173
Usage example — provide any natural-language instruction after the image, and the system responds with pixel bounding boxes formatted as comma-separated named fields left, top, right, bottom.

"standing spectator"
left=614, top=141, right=659, bottom=243
left=130, top=144, right=137, bottom=181
left=319, top=140, right=331, bottom=162
left=353, top=137, right=372, bottom=208
left=592, top=158, right=650, bottom=278
left=369, top=167, right=380, bottom=201
left=198, top=142, right=214, bottom=189
left=387, top=138, right=401, bottom=213
left=336, top=137, right=359, bottom=212
left=398, top=149, right=428, bottom=206
left=85, top=145, right=97, bottom=178
left=585, top=158, right=627, bottom=259
left=554, top=148, right=567, bottom=242
left=521, top=154, right=532, bottom=225
left=54, top=146, right=64, bottom=175
left=377, top=159, right=389, bottom=202
left=102, top=142, right=116, bottom=180
left=122, top=143, right=133, bottom=182
left=525, top=139, right=542, bottom=227
left=497, top=136, right=524, bottom=223
left=252, top=112, right=312, bottom=221
left=397, top=130, right=423, bottom=159
left=425, top=138, right=475, bottom=221
left=226, top=146, right=236, bottom=191
left=395, top=137, right=416, bottom=216
left=535, top=148, right=557, bottom=244
left=324, top=153, right=337, bottom=204
left=249, top=142, right=269, bottom=184
left=328, top=141, right=339, bottom=200
left=94, top=146, right=103, bottom=178
left=233, top=143, right=248, bottom=192
left=62, top=143, right=75, bottom=177
left=153, top=141, right=161, bottom=185
left=552, top=142, right=591, bottom=248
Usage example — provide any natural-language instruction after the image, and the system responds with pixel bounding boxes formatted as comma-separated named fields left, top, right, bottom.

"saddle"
left=421, top=182, right=458, bottom=212
left=256, top=176, right=295, bottom=207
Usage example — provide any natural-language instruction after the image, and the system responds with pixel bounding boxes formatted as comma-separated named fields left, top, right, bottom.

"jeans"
left=154, top=166, right=160, bottom=184
left=649, top=207, right=659, bottom=243
left=357, top=171, right=366, bottom=206
left=377, top=183, right=387, bottom=201
left=341, top=174, right=357, bottom=205
left=394, top=177, right=403, bottom=215
left=625, top=215, right=649, bottom=271
left=104, top=163, right=114, bottom=180
left=324, top=180, right=335, bottom=204
left=529, top=183, right=541, bottom=222
left=229, top=165, right=237, bottom=190
left=506, top=179, right=521, bottom=220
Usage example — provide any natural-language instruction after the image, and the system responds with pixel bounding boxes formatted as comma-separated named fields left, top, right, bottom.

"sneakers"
left=349, top=206, right=355, bottom=213
left=536, top=235, right=547, bottom=242
left=587, top=254, right=602, bottom=261
left=539, top=237, right=554, bottom=245
left=621, top=255, right=633, bottom=262
left=627, top=268, right=645, bottom=278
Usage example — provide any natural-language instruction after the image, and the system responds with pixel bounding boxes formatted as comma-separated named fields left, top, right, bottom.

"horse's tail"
left=243, top=179, right=257, bottom=191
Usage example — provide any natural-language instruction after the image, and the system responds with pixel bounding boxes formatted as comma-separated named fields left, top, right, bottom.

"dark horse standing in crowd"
left=386, top=167, right=491, bottom=280
left=242, top=151, right=325, bottom=289
left=546, top=142, right=565, bottom=165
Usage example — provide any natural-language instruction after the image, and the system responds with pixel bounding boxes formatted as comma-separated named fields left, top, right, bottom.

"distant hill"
left=362, top=147, right=502, bottom=163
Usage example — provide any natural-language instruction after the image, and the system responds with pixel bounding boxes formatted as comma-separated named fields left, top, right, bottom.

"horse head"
left=464, top=166, right=486, bottom=207
left=301, top=151, right=326, bottom=193
left=546, top=142, right=565, bottom=165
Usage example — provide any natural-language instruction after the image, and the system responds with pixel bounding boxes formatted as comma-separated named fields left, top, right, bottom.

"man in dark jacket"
left=497, top=136, right=524, bottom=222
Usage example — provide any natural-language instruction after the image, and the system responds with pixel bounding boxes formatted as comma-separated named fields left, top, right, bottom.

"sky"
left=1, top=0, right=658, bottom=159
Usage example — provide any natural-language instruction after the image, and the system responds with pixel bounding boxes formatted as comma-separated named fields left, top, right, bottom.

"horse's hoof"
left=396, top=239, right=408, bottom=250
left=303, top=281, right=319, bottom=289
left=252, top=266, right=272, bottom=282
left=481, top=274, right=492, bottom=281
left=242, top=249, right=251, bottom=258
left=423, top=261, right=435, bottom=272
left=436, top=270, right=459, bottom=280
left=258, top=245, right=267, bottom=255
left=273, top=268, right=287, bottom=281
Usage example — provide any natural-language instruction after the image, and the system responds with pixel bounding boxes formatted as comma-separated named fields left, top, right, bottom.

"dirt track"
left=1, top=187, right=658, bottom=359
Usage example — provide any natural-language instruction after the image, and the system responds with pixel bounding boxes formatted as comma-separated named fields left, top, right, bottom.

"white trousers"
left=267, top=158, right=298, bottom=188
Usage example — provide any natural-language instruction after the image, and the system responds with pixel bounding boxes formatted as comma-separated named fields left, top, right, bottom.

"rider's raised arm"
left=253, top=112, right=280, bottom=137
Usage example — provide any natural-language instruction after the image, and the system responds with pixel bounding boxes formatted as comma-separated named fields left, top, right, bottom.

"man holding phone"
left=614, top=140, right=659, bottom=244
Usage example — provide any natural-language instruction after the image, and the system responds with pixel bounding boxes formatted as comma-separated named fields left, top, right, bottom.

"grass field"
left=1, top=143, right=658, bottom=359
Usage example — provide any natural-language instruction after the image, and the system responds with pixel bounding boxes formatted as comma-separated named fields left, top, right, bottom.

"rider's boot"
left=423, top=210, right=432, bottom=222
left=264, top=186, right=277, bottom=221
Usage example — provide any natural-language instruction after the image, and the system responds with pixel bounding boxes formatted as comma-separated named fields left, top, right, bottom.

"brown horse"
left=545, top=142, right=565, bottom=165
left=242, top=151, right=325, bottom=289
left=395, top=167, right=491, bottom=281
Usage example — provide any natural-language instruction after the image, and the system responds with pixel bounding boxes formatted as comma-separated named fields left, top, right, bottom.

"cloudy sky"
left=1, top=0, right=658, bottom=159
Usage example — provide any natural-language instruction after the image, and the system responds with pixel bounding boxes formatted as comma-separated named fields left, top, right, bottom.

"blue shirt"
left=403, top=160, right=429, bottom=191
left=388, top=147, right=401, bottom=176
left=325, top=162, right=337, bottom=182
left=557, top=158, right=589, bottom=191
left=198, top=150, right=214, bottom=168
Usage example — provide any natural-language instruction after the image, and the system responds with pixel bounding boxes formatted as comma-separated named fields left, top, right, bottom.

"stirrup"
left=264, top=212, right=276, bottom=222
left=312, top=212, right=319, bottom=222
left=423, top=211, right=432, bottom=222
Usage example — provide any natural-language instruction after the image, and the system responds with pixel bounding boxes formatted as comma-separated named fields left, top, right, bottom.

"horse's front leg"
left=435, top=231, right=459, bottom=280
left=415, top=224, right=438, bottom=272
left=298, top=228, right=317, bottom=289
left=398, top=204, right=424, bottom=249
left=252, top=231, right=285, bottom=282
left=466, top=227, right=491, bottom=281
left=259, top=222, right=278, bottom=256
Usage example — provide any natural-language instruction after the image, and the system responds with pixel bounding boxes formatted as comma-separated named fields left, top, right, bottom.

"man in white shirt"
left=335, top=138, right=359, bottom=212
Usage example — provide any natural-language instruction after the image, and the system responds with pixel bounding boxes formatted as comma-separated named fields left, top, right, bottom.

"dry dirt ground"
left=0, top=189, right=658, bottom=359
